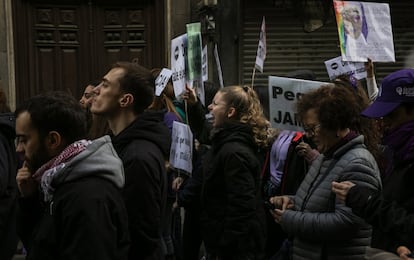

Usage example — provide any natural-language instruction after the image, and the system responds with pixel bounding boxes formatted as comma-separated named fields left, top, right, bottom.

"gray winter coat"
left=281, top=135, right=381, bottom=260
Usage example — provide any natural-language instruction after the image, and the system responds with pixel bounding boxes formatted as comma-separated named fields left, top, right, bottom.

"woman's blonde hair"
left=220, top=85, right=270, bottom=148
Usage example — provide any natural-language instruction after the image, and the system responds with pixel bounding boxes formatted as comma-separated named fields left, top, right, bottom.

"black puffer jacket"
left=200, top=122, right=266, bottom=260
left=347, top=159, right=414, bottom=253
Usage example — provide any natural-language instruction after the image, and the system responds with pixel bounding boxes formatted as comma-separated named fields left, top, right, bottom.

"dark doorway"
left=12, top=0, right=165, bottom=104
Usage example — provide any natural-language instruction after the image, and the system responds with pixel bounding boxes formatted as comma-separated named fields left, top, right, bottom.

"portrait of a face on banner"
left=333, top=0, right=395, bottom=62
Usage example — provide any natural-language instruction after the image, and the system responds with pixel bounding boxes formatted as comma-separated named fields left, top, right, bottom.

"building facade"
left=0, top=0, right=413, bottom=110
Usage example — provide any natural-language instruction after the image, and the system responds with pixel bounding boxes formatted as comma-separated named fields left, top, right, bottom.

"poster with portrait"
left=268, top=76, right=327, bottom=131
left=333, top=1, right=395, bottom=62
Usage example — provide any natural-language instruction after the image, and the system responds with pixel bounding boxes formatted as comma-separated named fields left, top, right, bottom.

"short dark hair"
left=15, top=91, right=87, bottom=144
left=297, top=83, right=381, bottom=162
left=317, top=85, right=362, bottom=131
left=89, top=79, right=101, bottom=87
left=113, top=62, right=155, bottom=114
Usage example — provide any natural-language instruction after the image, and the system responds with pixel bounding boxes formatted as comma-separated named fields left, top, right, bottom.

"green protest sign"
left=186, top=22, right=202, bottom=81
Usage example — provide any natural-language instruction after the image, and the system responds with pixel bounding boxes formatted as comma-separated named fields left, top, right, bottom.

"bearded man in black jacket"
left=15, top=92, right=129, bottom=260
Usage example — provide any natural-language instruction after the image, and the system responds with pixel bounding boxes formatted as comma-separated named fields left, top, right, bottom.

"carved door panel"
left=94, top=5, right=155, bottom=78
left=12, top=0, right=164, bottom=105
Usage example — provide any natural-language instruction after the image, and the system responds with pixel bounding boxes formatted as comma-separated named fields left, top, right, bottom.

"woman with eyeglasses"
left=268, top=83, right=382, bottom=260
left=296, top=74, right=381, bottom=165
left=201, top=85, right=270, bottom=260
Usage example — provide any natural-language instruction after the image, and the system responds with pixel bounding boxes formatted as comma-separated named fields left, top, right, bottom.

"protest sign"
left=155, top=68, right=173, bottom=96
left=169, top=121, right=193, bottom=175
left=186, top=22, right=202, bottom=81
left=171, top=34, right=187, bottom=98
left=268, top=76, right=326, bottom=131
left=186, top=23, right=205, bottom=106
left=202, top=45, right=208, bottom=82
left=196, top=81, right=206, bottom=107
left=334, top=1, right=395, bottom=62
left=324, top=56, right=366, bottom=80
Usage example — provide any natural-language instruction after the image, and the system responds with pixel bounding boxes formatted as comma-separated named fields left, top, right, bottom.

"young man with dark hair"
left=91, top=62, right=171, bottom=260
left=15, top=91, right=129, bottom=260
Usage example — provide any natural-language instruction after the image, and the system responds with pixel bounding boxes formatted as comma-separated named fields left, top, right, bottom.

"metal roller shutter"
left=241, top=0, right=414, bottom=86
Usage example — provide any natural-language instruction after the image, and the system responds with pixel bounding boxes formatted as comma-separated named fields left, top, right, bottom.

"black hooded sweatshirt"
left=0, top=113, right=18, bottom=260
left=111, top=110, right=171, bottom=260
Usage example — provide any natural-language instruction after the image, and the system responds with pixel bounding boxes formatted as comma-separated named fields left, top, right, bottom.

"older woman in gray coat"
left=269, top=83, right=382, bottom=260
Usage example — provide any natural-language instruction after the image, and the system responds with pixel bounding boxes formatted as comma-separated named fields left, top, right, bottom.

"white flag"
left=255, top=16, right=266, bottom=73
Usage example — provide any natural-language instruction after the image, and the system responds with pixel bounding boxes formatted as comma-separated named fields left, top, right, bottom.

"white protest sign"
left=255, top=16, right=266, bottom=72
left=202, top=45, right=208, bottom=82
left=169, top=121, right=193, bottom=175
left=324, top=56, right=367, bottom=80
left=268, top=76, right=327, bottom=131
left=334, top=1, right=395, bottom=62
left=171, top=34, right=187, bottom=98
left=155, top=68, right=173, bottom=96
left=214, top=44, right=224, bottom=88
left=195, top=80, right=206, bottom=107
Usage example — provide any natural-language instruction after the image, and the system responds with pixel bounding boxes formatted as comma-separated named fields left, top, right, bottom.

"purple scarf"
left=383, top=121, right=414, bottom=165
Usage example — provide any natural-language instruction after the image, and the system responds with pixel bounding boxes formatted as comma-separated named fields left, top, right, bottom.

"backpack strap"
left=292, top=131, right=303, bottom=143
left=260, top=149, right=270, bottom=179
left=279, top=131, right=305, bottom=193
left=269, top=130, right=297, bottom=188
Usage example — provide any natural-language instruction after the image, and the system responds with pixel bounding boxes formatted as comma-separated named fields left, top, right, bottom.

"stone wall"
left=0, top=0, right=15, bottom=110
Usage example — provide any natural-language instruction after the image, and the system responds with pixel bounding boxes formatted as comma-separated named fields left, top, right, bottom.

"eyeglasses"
left=303, top=124, right=320, bottom=136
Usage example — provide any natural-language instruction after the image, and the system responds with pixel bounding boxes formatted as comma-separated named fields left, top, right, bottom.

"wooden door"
left=12, top=0, right=165, bottom=105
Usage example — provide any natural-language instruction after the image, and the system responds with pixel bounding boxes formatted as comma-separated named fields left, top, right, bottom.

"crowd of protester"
left=2, top=57, right=414, bottom=260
